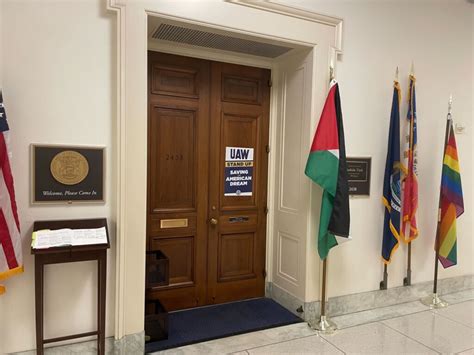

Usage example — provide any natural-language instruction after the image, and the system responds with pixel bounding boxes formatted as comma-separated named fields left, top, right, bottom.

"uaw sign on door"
left=224, top=147, right=254, bottom=196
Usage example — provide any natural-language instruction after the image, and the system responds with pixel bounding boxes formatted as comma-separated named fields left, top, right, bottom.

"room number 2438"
left=165, top=154, right=184, bottom=161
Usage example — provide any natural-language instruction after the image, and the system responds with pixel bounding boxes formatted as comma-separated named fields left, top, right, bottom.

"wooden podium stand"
left=32, top=218, right=110, bottom=355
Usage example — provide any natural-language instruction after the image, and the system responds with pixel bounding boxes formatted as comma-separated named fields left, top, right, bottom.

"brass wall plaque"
left=160, top=218, right=188, bottom=229
left=50, top=150, right=90, bottom=185
left=347, top=157, right=371, bottom=196
left=32, top=145, right=104, bottom=203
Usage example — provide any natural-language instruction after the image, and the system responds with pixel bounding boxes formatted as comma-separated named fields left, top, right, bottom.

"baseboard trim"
left=268, top=274, right=474, bottom=322
left=11, top=331, right=145, bottom=355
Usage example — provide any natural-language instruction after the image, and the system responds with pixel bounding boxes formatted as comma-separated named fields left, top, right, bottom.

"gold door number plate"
left=160, top=218, right=188, bottom=229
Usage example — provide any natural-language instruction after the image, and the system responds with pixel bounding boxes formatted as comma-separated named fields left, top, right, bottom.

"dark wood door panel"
left=222, top=74, right=262, bottom=105
left=149, top=51, right=202, bottom=99
left=148, top=52, right=269, bottom=310
left=218, top=232, right=256, bottom=282
left=151, top=236, right=195, bottom=286
left=148, top=286, right=201, bottom=310
left=208, top=61, right=270, bottom=305
left=212, top=278, right=264, bottom=305
left=151, top=65, right=199, bottom=99
left=147, top=52, right=210, bottom=311
left=148, top=105, right=197, bottom=212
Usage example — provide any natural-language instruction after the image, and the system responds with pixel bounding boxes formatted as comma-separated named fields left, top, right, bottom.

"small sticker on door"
left=224, top=147, right=254, bottom=196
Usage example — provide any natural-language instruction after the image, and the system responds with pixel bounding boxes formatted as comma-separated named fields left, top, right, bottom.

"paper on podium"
left=32, top=227, right=107, bottom=249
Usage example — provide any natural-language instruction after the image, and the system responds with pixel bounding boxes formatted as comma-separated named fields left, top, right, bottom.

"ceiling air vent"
left=151, top=23, right=293, bottom=58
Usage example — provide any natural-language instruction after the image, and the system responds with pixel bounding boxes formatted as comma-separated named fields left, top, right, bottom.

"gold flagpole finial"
left=329, top=66, right=335, bottom=83
left=448, top=94, right=453, bottom=117
left=410, top=61, right=415, bottom=76
left=395, top=66, right=399, bottom=81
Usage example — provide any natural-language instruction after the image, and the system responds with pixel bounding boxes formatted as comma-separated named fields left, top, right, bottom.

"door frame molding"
left=107, top=0, right=343, bottom=340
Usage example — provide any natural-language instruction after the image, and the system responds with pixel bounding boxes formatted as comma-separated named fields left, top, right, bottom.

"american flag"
left=0, top=91, right=22, bottom=295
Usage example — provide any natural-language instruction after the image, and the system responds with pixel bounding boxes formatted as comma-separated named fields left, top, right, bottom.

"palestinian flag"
left=305, top=83, right=350, bottom=260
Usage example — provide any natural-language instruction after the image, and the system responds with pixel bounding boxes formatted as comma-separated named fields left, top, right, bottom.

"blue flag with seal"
left=382, top=81, right=402, bottom=264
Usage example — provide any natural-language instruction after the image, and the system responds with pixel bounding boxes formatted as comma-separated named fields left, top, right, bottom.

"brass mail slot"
left=160, top=218, right=188, bottom=229
left=229, top=216, right=249, bottom=223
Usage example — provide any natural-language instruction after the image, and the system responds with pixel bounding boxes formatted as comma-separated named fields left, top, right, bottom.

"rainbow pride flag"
left=436, top=118, right=464, bottom=268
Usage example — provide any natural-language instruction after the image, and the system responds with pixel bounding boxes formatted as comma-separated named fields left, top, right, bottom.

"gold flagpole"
left=404, top=62, right=415, bottom=287
left=309, top=65, right=337, bottom=334
left=309, top=257, right=337, bottom=333
left=421, top=95, right=452, bottom=309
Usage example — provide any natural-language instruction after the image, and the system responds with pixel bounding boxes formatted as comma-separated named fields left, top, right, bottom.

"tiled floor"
left=13, top=290, right=474, bottom=354
left=155, top=296, right=474, bottom=354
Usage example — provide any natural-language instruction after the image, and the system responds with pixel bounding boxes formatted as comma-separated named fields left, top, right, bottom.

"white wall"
left=0, top=0, right=116, bottom=353
left=287, top=0, right=474, bottom=298
left=0, top=0, right=472, bottom=352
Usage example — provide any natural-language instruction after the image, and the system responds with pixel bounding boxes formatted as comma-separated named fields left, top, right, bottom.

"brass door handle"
left=209, top=218, right=218, bottom=226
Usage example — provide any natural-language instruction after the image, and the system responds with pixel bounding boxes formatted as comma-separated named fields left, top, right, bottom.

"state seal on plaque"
left=50, top=150, right=89, bottom=185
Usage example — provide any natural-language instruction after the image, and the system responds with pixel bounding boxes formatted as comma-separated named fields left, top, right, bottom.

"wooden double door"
left=147, top=52, right=270, bottom=311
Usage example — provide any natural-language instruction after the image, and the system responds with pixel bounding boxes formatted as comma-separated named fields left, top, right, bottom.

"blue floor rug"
left=145, top=298, right=302, bottom=353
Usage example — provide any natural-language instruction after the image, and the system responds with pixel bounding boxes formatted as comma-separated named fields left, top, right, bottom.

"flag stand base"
left=309, top=315, right=337, bottom=334
left=420, top=293, right=448, bottom=309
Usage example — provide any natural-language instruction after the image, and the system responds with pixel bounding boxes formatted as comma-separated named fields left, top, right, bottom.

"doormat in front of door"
left=145, top=297, right=302, bottom=353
